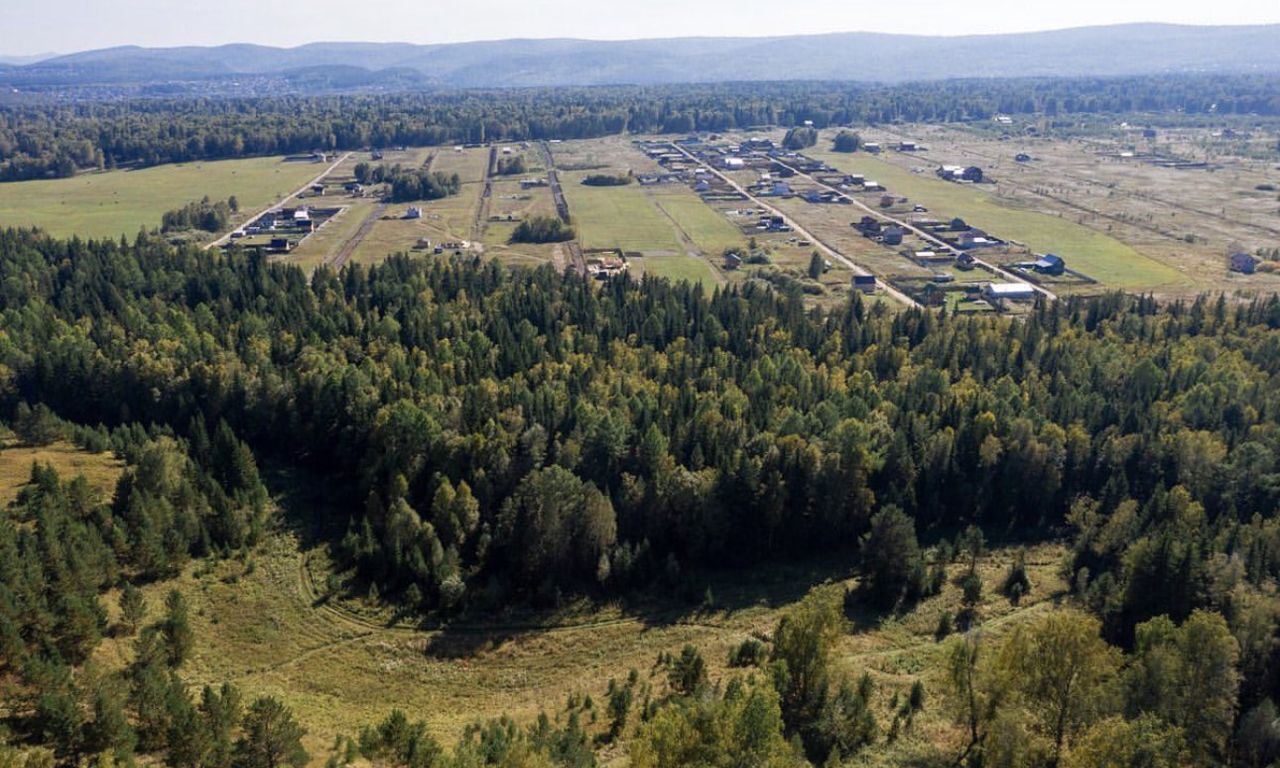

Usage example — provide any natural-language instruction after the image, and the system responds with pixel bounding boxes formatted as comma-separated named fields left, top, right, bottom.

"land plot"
left=0, top=156, right=321, bottom=240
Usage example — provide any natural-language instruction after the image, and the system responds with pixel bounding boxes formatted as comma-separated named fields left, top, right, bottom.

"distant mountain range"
left=2, top=24, right=1278, bottom=91
left=0, top=52, right=57, bottom=66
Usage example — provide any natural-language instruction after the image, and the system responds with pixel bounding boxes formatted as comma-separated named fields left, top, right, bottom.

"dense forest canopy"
left=1, top=227, right=1279, bottom=629
left=2, top=73, right=1280, bottom=180
left=7, top=222, right=1280, bottom=764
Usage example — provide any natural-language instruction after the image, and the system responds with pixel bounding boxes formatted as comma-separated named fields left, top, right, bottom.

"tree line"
left=160, top=196, right=239, bottom=234
left=3, top=73, right=1279, bottom=180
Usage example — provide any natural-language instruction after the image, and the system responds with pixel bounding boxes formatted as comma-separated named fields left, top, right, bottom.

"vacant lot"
left=562, top=173, right=684, bottom=253
left=649, top=189, right=747, bottom=256
left=0, top=157, right=322, bottom=240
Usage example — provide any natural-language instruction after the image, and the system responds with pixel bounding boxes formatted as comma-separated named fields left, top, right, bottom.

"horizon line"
left=6, top=20, right=1280, bottom=60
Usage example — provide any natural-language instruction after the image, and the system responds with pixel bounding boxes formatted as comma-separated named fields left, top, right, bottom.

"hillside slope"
left=4, top=23, right=1278, bottom=88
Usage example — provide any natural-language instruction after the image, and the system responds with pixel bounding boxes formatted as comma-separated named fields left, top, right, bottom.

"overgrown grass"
left=0, top=440, right=123, bottom=506
left=650, top=190, right=747, bottom=255
left=91, top=479, right=1068, bottom=767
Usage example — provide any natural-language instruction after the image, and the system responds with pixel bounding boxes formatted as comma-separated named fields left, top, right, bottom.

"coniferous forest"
left=5, top=223, right=1280, bottom=764
left=3, top=73, right=1279, bottom=180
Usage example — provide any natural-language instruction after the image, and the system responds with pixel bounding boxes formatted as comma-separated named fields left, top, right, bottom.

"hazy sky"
left=3, top=0, right=1279, bottom=56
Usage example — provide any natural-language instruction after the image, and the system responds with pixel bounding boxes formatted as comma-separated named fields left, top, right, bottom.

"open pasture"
left=0, top=156, right=322, bottom=240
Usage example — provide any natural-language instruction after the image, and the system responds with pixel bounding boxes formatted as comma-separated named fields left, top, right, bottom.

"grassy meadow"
left=85, top=460, right=1069, bottom=766
left=0, top=440, right=124, bottom=506
left=562, top=173, right=684, bottom=254
left=634, top=253, right=722, bottom=287
left=650, top=190, right=747, bottom=255
left=0, top=157, right=323, bottom=240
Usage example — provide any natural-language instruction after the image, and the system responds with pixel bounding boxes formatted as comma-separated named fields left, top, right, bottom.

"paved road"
left=666, top=143, right=920, bottom=308
left=767, top=155, right=1058, bottom=302
left=204, top=152, right=353, bottom=251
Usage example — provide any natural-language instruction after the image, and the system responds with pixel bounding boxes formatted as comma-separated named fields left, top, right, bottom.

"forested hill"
left=4, top=23, right=1280, bottom=89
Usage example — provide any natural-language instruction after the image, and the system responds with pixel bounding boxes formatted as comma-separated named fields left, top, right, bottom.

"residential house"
left=1032, top=254, right=1065, bottom=276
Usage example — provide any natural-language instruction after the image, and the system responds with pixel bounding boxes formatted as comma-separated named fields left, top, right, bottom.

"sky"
left=2, top=0, right=1280, bottom=57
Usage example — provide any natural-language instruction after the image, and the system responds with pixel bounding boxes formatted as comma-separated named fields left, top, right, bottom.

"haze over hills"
left=0, top=52, right=58, bottom=66
left=2, top=23, right=1279, bottom=90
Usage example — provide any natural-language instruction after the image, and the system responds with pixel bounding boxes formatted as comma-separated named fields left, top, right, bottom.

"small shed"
left=853, top=275, right=877, bottom=294
left=881, top=226, right=905, bottom=246
left=1230, top=252, right=1259, bottom=274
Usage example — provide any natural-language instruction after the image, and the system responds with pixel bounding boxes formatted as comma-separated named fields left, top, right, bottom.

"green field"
left=562, top=174, right=684, bottom=253
left=636, top=253, right=722, bottom=287
left=808, top=147, right=1191, bottom=290
left=0, top=157, right=324, bottom=240
left=651, top=190, right=747, bottom=255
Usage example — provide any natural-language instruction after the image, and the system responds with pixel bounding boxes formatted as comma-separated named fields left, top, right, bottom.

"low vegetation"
left=160, top=195, right=239, bottom=233
left=832, top=130, right=862, bottom=152
left=509, top=215, right=575, bottom=243
left=580, top=173, right=632, bottom=187
left=495, top=156, right=527, bottom=176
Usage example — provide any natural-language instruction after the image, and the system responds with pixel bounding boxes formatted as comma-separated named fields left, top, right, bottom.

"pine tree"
left=120, top=584, right=146, bottom=635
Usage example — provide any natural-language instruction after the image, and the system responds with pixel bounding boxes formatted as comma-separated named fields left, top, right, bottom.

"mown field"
left=649, top=189, right=747, bottom=256
left=561, top=173, right=684, bottom=254
left=633, top=253, right=721, bottom=286
left=807, top=144, right=1191, bottom=291
left=0, top=157, right=323, bottom=240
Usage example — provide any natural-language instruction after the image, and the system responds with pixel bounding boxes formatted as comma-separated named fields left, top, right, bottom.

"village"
left=636, top=133, right=1088, bottom=312
left=187, top=118, right=1277, bottom=315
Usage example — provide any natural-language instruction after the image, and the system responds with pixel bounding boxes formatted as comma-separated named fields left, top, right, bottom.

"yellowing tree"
left=995, top=609, right=1121, bottom=764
